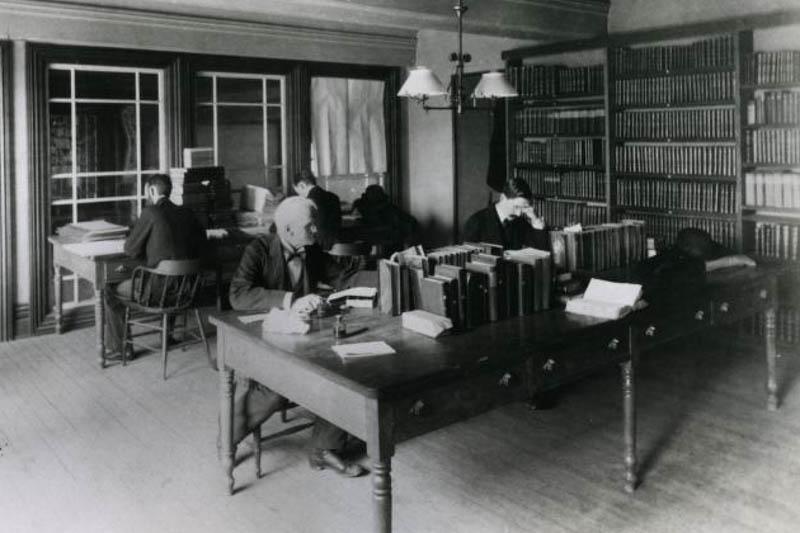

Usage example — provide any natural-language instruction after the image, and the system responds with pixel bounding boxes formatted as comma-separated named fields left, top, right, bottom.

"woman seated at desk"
left=463, top=177, right=549, bottom=251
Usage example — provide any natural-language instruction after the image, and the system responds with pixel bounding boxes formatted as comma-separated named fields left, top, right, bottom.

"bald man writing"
left=227, top=196, right=373, bottom=477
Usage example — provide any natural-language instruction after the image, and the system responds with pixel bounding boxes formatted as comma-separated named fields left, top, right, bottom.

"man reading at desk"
left=228, top=195, right=371, bottom=478
left=104, top=173, right=207, bottom=359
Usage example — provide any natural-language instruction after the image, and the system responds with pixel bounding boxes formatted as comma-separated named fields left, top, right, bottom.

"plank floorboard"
left=1, top=326, right=799, bottom=532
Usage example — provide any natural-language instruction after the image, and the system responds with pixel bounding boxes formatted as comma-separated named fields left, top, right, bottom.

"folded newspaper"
left=565, top=278, right=642, bottom=320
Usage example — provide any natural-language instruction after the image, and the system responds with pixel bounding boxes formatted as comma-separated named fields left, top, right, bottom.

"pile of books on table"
left=56, top=220, right=128, bottom=242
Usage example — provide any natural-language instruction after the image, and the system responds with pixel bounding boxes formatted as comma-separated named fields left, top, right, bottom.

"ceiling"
left=60, top=0, right=610, bottom=41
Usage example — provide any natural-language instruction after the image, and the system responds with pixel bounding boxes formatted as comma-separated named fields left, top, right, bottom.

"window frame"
left=0, top=41, right=13, bottom=340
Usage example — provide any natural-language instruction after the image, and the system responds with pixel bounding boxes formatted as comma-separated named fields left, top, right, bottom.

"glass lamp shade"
left=472, top=71, right=518, bottom=99
left=397, top=67, right=448, bottom=98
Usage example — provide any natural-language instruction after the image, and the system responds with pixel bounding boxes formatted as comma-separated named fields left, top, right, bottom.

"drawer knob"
left=409, top=400, right=426, bottom=417
left=719, top=302, right=729, bottom=313
left=645, top=325, right=657, bottom=337
left=759, top=289, right=768, bottom=300
left=694, top=310, right=705, bottom=321
left=543, top=358, right=556, bottom=372
left=498, top=372, right=513, bottom=387
left=607, top=338, right=620, bottom=350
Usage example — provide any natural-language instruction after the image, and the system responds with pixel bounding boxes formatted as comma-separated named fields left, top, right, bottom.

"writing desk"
left=210, top=264, right=781, bottom=533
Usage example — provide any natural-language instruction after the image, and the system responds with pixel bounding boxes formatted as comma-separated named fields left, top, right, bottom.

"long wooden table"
left=210, top=264, right=781, bottom=533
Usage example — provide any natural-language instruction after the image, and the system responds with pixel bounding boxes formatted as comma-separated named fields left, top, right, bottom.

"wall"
left=609, top=0, right=800, bottom=32
left=406, top=30, right=537, bottom=247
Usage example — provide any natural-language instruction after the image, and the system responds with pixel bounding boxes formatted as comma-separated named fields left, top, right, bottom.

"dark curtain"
left=486, top=100, right=507, bottom=192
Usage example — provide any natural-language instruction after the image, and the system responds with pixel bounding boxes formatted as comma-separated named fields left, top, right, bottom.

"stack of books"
left=56, top=220, right=128, bottom=242
left=549, top=220, right=646, bottom=273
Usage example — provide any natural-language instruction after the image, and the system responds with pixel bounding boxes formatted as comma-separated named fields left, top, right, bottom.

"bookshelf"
left=505, top=49, right=611, bottom=228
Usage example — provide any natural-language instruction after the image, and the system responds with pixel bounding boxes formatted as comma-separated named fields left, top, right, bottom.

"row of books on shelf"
left=745, top=306, right=800, bottom=345
left=752, top=221, right=800, bottom=261
left=516, top=139, right=604, bottom=167
left=614, top=35, right=735, bottom=76
left=621, top=212, right=737, bottom=249
left=744, top=172, right=800, bottom=209
left=514, top=168, right=606, bottom=201
left=743, top=128, right=800, bottom=165
left=615, top=107, right=736, bottom=139
left=550, top=220, right=646, bottom=273
left=506, top=64, right=604, bottom=98
left=615, top=144, right=737, bottom=176
left=746, top=91, right=800, bottom=125
left=532, top=199, right=607, bottom=228
left=378, top=243, right=552, bottom=329
left=616, top=179, right=737, bottom=214
left=743, top=51, right=800, bottom=86
left=514, top=108, right=605, bottom=136
left=614, top=72, right=735, bottom=106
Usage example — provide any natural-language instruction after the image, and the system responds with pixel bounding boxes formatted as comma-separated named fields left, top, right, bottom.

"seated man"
left=463, top=177, right=549, bottom=251
left=105, top=173, right=207, bottom=358
left=228, top=196, right=371, bottom=477
left=352, top=184, right=419, bottom=257
left=292, top=169, right=342, bottom=251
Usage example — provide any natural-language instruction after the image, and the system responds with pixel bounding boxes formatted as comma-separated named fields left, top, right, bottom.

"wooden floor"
left=1, top=324, right=799, bottom=533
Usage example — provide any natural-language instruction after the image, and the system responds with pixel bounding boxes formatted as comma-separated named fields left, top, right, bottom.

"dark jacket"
left=124, top=198, right=207, bottom=267
left=463, top=206, right=549, bottom=251
left=307, top=186, right=342, bottom=250
left=229, top=233, right=375, bottom=311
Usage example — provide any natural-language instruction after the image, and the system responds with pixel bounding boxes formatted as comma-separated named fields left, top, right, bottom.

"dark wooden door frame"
left=0, top=41, right=14, bottom=341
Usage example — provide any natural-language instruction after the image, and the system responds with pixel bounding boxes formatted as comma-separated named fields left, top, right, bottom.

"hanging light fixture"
left=397, top=0, right=518, bottom=113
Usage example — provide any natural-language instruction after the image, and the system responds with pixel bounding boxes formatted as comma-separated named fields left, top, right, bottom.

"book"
left=401, top=310, right=453, bottom=338
left=565, top=278, right=642, bottom=320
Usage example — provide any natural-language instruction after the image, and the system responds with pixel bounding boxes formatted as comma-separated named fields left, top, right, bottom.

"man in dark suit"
left=228, top=196, right=372, bottom=477
left=104, top=173, right=207, bottom=357
left=463, top=177, right=549, bottom=251
left=292, top=170, right=341, bottom=250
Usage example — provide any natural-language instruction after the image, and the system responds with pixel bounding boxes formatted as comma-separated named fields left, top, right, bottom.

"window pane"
left=51, top=177, right=72, bottom=202
left=77, top=174, right=137, bottom=200
left=51, top=204, right=73, bottom=235
left=267, top=106, right=282, bottom=168
left=49, top=69, right=71, bottom=99
left=49, top=103, right=72, bottom=175
left=194, top=106, right=214, bottom=149
left=75, top=71, right=135, bottom=100
left=140, top=104, right=160, bottom=170
left=75, top=103, right=136, bottom=173
left=217, top=77, right=262, bottom=104
left=195, top=76, right=213, bottom=103
left=266, top=167, right=282, bottom=191
left=266, top=79, right=281, bottom=103
left=140, top=73, right=158, bottom=101
left=227, top=168, right=268, bottom=191
left=77, top=199, right=137, bottom=227
left=218, top=105, right=263, bottom=171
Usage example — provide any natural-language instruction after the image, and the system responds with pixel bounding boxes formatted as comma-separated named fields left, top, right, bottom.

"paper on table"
left=327, top=287, right=378, bottom=301
left=70, top=220, right=126, bottom=232
left=206, top=228, right=229, bottom=239
left=331, top=341, right=395, bottom=359
left=62, top=239, right=125, bottom=257
left=238, top=313, right=270, bottom=324
left=583, top=278, right=642, bottom=307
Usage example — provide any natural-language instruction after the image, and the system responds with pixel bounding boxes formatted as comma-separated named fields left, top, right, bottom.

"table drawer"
left=393, top=365, right=528, bottom=442
left=635, top=302, right=711, bottom=351
left=100, top=257, right=142, bottom=285
left=711, top=283, right=774, bottom=325
left=538, top=329, right=629, bottom=390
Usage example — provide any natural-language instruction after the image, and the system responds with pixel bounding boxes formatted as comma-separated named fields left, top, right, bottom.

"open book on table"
left=565, top=278, right=643, bottom=320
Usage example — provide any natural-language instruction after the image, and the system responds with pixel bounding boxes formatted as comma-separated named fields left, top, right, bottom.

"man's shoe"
left=308, top=449, right=368, bottom=478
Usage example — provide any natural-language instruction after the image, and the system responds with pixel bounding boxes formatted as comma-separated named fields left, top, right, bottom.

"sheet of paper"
left=327, top=287, right=378, bottom=301
left=583, top=278, right=642, bottom=307
left=62, top=239, right=125, bottom=257
left=206, top=228, right=229, bottom=239
left=238, top=313, right=270, bottom=324
left=331, top=341, right=395, bottom=359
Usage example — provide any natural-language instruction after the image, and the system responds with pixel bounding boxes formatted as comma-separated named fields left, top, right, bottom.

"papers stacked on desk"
left=57, top=220, right=128, bottom=242
left=331, top=341, right=395, bottom=359
left=565, top=278, right=642, bottom=320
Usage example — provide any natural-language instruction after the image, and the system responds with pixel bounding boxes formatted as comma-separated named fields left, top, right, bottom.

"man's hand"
left=290, top=294, right=325, bottom=320
left=522, top=207, right=545, bottom=230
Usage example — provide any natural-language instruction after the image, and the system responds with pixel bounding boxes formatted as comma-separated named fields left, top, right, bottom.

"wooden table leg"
left=53, top=264, right=62, bottom=335
left=219, top=365, right=236, bottom=495
left=621, top=360, right=637, bottom=493
left=372, top=459, right=392, bottom=533
left=95, top=287, right=105, bottom=368
left=765, top=308, right=779, bottom=411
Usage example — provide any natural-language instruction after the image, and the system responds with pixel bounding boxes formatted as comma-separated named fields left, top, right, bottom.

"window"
left=310, top=77, right=387, bottom=207
left=194, top=72, right=286, bottom=193
left=48, top=64, right=166, bottom=306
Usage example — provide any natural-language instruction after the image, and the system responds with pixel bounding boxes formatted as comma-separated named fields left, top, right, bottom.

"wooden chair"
left=121, top=259, right=213, bottom=379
